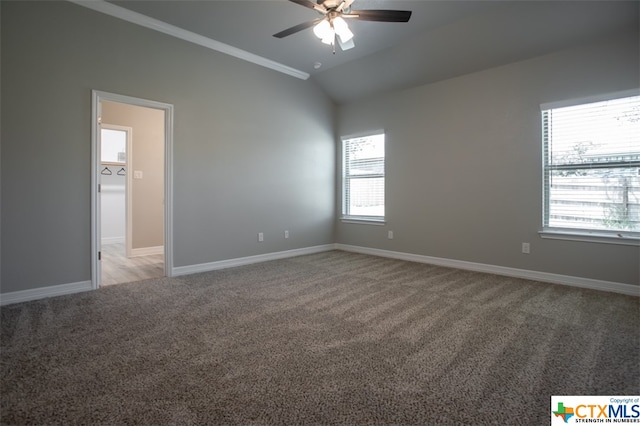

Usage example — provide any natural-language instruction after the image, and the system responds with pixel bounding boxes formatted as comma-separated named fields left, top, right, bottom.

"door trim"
left=91, top=90, right=174, bottom=289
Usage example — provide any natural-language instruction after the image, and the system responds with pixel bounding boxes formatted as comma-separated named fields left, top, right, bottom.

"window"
left=342, top=133, right=385, bottom=221
left=542, top=91, right=640, bottom=240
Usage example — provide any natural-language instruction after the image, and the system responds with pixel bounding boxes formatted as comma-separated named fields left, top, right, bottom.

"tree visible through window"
left=342, top=134, right=385, bottom=220
left=542, top=92, right=640, bottom=235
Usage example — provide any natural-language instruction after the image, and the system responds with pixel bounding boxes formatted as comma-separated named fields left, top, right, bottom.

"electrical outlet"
left=284, top=230, right=289, bottom=239
left=258, top=232, right=264, bottom=242
left=388, top=230, right=394, bottom=240
left=522, top=242, right=530, bottom=254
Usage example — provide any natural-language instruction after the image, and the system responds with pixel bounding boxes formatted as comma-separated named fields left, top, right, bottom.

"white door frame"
left=91, top=90, right=174, bottom=289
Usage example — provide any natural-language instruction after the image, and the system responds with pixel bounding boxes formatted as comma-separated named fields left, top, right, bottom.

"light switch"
left=134, top=170, right=143, bottom=179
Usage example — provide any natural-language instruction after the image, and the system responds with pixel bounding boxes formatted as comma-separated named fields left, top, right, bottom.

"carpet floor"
left=1, top=250, right=638, bottom=425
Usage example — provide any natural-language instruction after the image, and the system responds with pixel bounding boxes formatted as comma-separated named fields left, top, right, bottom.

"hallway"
left=101, top=243, right=163, bottom=286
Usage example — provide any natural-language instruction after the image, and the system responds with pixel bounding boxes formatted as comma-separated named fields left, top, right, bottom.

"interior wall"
left=336, top=29, right=640, bottom=286
left=0, top=1, right=335, bottom=294
left=100, top=162, right=126, bottom=244
left=102, top=101, right=164, bottom=250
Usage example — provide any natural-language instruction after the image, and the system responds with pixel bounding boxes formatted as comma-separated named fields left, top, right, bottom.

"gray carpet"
left=1, top=250, right=638, bottom=425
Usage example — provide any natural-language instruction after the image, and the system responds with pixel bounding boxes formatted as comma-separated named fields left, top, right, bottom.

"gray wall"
left=1, top=1, right=335, bottom=293
left=336, top=29, right=640, bottom=286
left=2, top=1, right=637, bottom=296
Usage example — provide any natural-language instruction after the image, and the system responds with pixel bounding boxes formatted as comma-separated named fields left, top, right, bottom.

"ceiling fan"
left=273, top=0, right=412, bottom=52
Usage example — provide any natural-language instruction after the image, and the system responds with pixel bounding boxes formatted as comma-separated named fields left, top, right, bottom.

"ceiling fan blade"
left=338, top=36, right=355, bottom=51
left=346, top=9, right=412, bottom=23
left=288, top=0, right=327, bottom=13
left=273, top=19, right=321, bottom=38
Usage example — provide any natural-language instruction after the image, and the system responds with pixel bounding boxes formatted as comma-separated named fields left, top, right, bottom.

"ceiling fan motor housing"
left=321, top=0, right=342, bottom=9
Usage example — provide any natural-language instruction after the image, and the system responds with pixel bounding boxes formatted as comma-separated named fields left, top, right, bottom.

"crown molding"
left=68, top=0, right=310, bottom=81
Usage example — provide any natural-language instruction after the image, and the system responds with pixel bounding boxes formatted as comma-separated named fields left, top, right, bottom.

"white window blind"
left=342, top=134, right=385, bottom=220
left=542, top=92, right=640, bottom=237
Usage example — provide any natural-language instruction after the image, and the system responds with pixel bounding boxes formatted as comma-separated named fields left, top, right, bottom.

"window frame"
left=539, top=89, right=640, bottom=246
left=341, top=132, right=386, bottom=224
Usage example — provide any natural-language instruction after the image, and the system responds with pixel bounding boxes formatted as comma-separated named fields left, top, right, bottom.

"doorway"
left=91, top=91, right=174, bottom=289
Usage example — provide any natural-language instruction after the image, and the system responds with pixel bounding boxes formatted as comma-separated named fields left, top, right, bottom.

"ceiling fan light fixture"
left=275, top=0, right=412, bottom=52
left=321, top=34, right=335, bottom=45
left=313, top=19, right=332, bottom=40
left=332, top=16, right=353, bottom=43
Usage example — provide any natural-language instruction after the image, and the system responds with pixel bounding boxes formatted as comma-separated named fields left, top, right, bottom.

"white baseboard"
left=0, top=280, right=93, bottom=306
left=3, top=244, right=634, bottom=306
left=102, top=236, right=125, bottom=245
left=130, top=245, right=164, bottom=257
left=172, top=244, right=335, bottom=276
left=335, top=244, right=640, bottom=297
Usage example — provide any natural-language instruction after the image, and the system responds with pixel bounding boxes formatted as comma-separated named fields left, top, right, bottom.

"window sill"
left=539, top=229, right=640, bottom=246
left=341, top=217, right=386, bottom=225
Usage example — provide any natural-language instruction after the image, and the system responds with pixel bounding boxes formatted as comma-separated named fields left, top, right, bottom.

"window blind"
left=343, top=134, right=385, bottom=219
left=542, top=93, right=640, bottom=235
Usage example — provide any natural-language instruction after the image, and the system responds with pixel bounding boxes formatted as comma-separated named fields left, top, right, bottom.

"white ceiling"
left=105, top=0, right=639, bottom=103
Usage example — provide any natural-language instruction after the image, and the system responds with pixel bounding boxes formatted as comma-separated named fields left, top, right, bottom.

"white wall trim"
left=102, top=236, right=125, bottom=245
left=68, top=0, right=310, bottom=81
left=172, top=245, right=335, bottom=276
left=130, top=245, right=164, bottom=257
left=92, top=90, right=175, bottom=289
left=335, top=244, right=640, bottom=297
left=0, top=281, right=93, bottom=306
left=539, top=229, right=640, bottom=246
left=3, top=245, right=636, bottom=305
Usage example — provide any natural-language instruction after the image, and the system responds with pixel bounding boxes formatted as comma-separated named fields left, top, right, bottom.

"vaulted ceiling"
left=97, top=1, right=638, bottom=104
